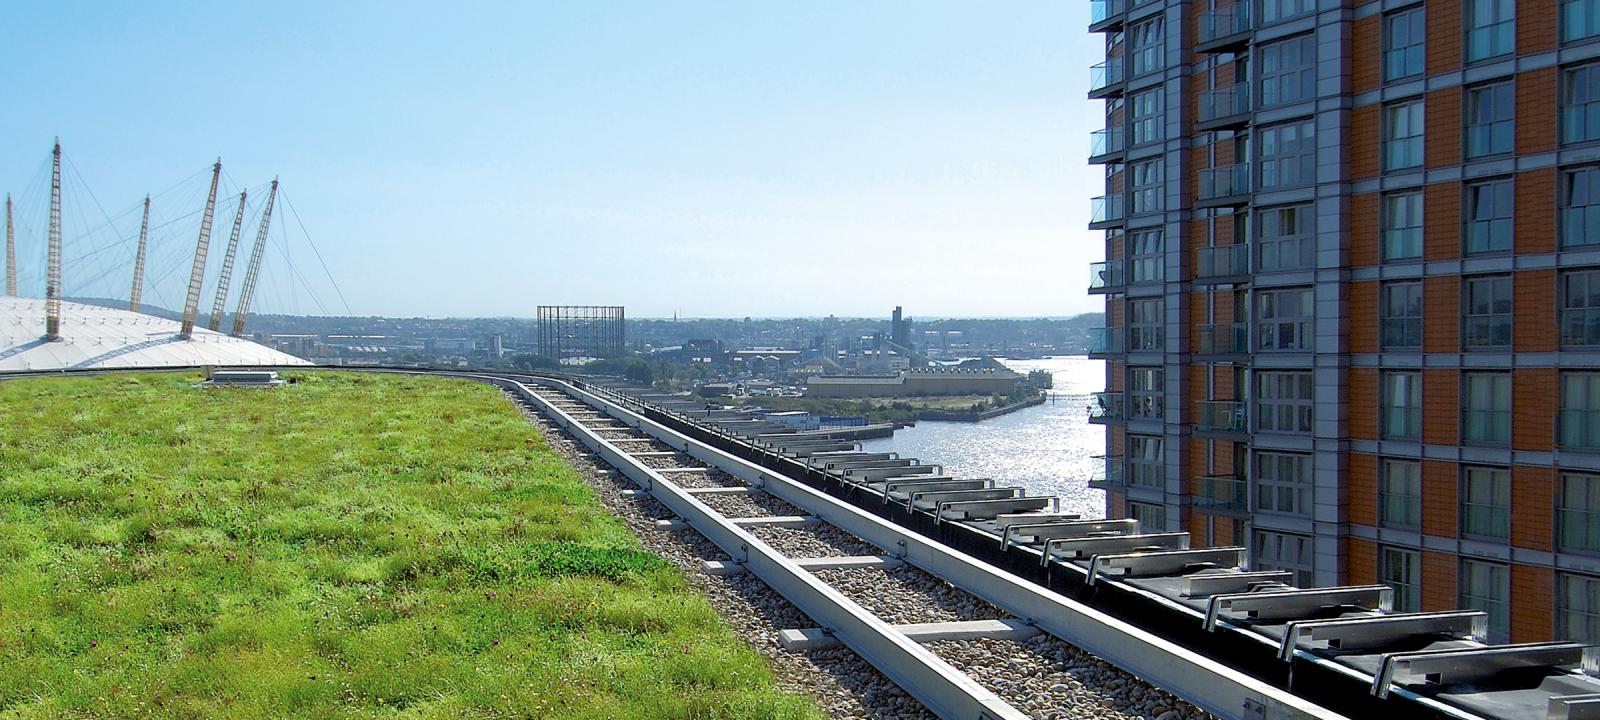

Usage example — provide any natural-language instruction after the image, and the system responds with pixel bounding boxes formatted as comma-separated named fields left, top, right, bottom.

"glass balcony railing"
left=1196, top=400, right=1248, bottom=433
left=1089, top=454, right=1126, bottom=489
left=1198, top=3, right=1252, bottom=46
left=1196, top=243, right=1249, bottom=278
left=1090, top=127, right=1126, bottom=159
left=1090, top=59, right=1125, bottom=93
left=1089, top=392, right=1126, bottom=423
left=1090, top=194, right=1125, bottom=224
left=1198, top=163, right=1251, bottom=201
left=1198, top=85, right=1251, bottom=123
left=1088, top=327, right=1124, bottom=355
left=1194, top=475, right=1249, bottom=514
left=1088, top=260, right=1125, bottom=292
left=1089, top=0, right=1127, bottom=26
left=1197, top=323, right=1249, bottom=355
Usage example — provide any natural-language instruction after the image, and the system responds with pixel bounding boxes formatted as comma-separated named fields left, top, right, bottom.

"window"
left=1567, top=0, right=1600, bottom=43
left=1562, top=372, right=1600, bottom=449
left=1466, top=0, right=1516, bottom=62
left=1255, top=530, right=1313, bottom=587
left=1257, top=287, right=1313, bottom=351
left=1465, top=179, right=1513, bottom=254
left=1129, top=366, right=1163, bottom=420
left=1465, top=83, right=1515, bottom=158
left=1260, top=120, right=1316, bottom=189
left=1131, top=18, right=1163, bottom=76
left=1565, top=270, right=1600, bottom=346
left=1566, top=65, right=1600, bottom=145
left=1380, top=547, right=1421, bottom=613
left=1461, top=466, right=1510, bottom=538
left=1128, top=229, right=1163, bottom=284
left=1259, top=35, right=1317, bottom=107
left=1464, top=276, right=1512, bottom=348
left=1256, top=451, right=1311, bottom=516
left=1460, top=559, right=1510, bottom=642
left=1559, top=473, right=1600, bottom=553
left=1562, top=168, right=1600, bottom=248
left=1129, top=434, right=1163, bottom=488
left=1383, top=192, right=1423, bottom=260
left=1463, top=372, right=1512, bottom=443
left=1261, top=0, right=1315, bottom=25
left=1130, top=158, right=1162, bottom=214
left=1129, top=297, right=1163, bottom=351
left=1129, top=500, right=1165, bottom=531
left=1257, top=204, right=1314, bottom=272
left=1382, top=372, right=1422, bottom=440
left=1385, top=8, right=1426, bottom=81
left=1381, top=281, right=1423, bottom=349
left=1380, top=459, right=1422, bottom=528
left=1131, top=88, right=1162, bottom=146
left=1560, top=573, right=1600, bottom=645
left=1257, top=371, right=1314, bottom=433
left=1384, top=101, right=1425, bottom=170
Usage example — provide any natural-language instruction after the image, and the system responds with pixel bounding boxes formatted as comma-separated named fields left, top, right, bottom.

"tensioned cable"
left=279, top=190, right=351, bottom=314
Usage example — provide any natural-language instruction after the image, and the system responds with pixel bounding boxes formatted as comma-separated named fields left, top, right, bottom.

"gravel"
left=749, top=524, right=881, bottom=558
left=812, top=566, right=1006, bottom=624
left=695, top=490, right=803, bottom=518
left=928, top=635, right=1216, bottom=720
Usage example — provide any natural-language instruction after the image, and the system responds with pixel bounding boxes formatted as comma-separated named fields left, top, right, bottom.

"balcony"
left=1089, top=127, right=1126, bottom=163
left=1197, top=163, right=1251, bottom=206
left=1197, top=3, right=1252, bottom=53
left=1196, top=243, right=1249, bottom=281
left=1197, top=322, right=1249, bottom=355
left=1088, top=454, right=1127, bottom=490
left=1090, top=194, right=1125, bottom=228
left=1197, top=85, right=1251, bottom=129
left=1088, top=392, right=1126, bottom=424
left=1194, top=475, right=1249, bottom=515
left=1087, top=327, right=1124, bottom=357
left=1088, top=260, right=1125, bottom=294
left=1089, top=0, right=1127, bottom=31
left=1196, top=400, right=1248, bottom=434
left=1089, top=59, right=1126, bottom=98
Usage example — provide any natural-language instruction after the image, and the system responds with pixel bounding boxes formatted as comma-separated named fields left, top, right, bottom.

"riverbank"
left=915, top=392, right=1046, bottom=422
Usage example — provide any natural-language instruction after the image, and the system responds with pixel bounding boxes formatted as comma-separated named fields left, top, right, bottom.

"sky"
left=0, top=2, right=1105, bottom=319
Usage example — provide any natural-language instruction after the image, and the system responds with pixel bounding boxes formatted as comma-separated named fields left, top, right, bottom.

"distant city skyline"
left=0, top=2, right=1101, bottom=319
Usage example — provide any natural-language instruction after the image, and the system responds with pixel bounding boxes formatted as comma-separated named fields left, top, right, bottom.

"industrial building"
left=1086, top=0, right=1600, bottom=644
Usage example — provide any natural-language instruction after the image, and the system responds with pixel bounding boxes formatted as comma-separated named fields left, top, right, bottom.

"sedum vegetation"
left=0, top=372, right=818, bottom=719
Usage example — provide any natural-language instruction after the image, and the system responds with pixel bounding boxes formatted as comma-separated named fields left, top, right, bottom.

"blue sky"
left=0, top=2, right=1103, bottom=318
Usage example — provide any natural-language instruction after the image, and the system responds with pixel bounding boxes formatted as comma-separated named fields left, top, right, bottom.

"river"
left=860, top=356, right=1108, bottom=519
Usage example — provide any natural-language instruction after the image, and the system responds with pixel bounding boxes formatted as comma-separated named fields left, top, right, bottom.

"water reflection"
left=861, top=356, right=1108, bottom=519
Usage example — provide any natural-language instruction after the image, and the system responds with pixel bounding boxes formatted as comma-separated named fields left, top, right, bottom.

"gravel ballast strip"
left=928, top=635, right=1215, bottom=720
left=749, top=524, right=880, bottom=558
left=695, top=491, right=803, bottom=518
left=512, top=391, right=934, bottom=719
left=812, top=566, right=1006, bottom=624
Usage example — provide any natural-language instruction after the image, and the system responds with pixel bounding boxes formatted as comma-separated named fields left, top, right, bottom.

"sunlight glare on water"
left=861, top=356, right=1109, bottom=519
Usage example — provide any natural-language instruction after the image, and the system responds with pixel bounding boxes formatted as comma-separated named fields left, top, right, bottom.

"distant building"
left=891, top=306, right=912, bottom=352
left=806, top=367, right=1020, bottom=398
left=537, top=305, right=625, bottom=360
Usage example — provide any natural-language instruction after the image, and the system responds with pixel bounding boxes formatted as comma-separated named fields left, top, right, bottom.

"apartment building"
left=1085, top=0, right=1600, bottom=644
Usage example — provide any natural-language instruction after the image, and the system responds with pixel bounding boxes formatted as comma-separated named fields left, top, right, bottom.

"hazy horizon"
left=1, top=2, right=1102, bottom=319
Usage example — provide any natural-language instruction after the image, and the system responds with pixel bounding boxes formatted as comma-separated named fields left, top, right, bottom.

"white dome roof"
left=0, top=297, right=312, bottom=372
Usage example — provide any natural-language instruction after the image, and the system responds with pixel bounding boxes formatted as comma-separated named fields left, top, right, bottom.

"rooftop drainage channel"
left=562, top=380, right=1346, bottom=720
left=512, top=378, right=1026, bottom=720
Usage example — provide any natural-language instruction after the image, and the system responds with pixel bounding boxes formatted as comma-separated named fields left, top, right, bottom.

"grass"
left=0, top=372, right=820, bottom=719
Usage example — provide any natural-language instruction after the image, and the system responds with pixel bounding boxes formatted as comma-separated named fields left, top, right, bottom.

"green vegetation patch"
left=0, top=372, right=817, bottom=720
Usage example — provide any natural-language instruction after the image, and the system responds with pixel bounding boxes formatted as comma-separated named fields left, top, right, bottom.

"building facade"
left=1086, top=0, right=1600, bottom=645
